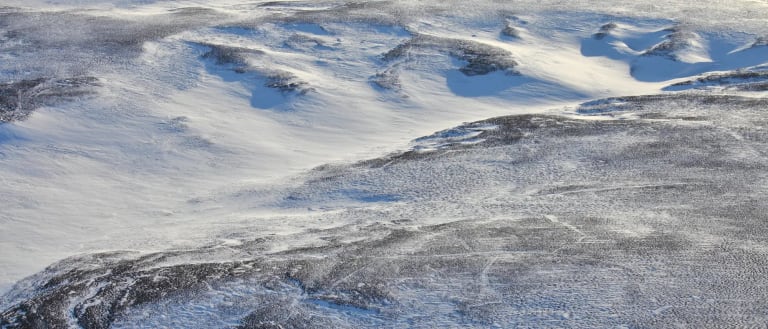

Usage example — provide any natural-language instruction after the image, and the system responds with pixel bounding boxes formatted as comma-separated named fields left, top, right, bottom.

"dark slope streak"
left=664, top=70, right=768, bottom=91
left=3, top=93, right=768, bottom=328
left=0, top=77, right=100, bottom=123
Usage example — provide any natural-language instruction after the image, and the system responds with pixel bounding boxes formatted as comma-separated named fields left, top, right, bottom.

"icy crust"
left=4, top=93, right=768, bottom=328
left=640, top=27, right=707, bottom=61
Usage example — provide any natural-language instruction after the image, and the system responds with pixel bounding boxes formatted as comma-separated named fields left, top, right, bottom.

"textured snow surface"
left=5, top=94, right=768, bottom=328
left=1, top=0, right=768, bottom=327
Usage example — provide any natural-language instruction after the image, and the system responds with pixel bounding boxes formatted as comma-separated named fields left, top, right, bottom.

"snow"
left=1, top=0, right=768, bottom=297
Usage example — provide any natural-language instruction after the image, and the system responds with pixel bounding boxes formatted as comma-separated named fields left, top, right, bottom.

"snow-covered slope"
left=1, top=1, right=768, bottom=327
left=5, top=93, right=768, bottom=328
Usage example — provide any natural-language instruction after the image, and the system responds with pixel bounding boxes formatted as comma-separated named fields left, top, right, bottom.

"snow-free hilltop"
left=2, top=1, right=768, bottom=327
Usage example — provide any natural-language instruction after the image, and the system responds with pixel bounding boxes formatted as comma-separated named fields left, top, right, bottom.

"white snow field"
left=1, top=0, right=768, bottom=327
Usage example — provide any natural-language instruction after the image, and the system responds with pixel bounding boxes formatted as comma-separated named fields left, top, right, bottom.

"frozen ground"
left=5, top=93, right=768, bottom=328
left=1, top=0, right=768, bottom=328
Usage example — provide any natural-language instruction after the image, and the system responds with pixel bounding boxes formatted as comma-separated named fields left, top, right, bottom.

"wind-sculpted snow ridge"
left=581, top=21, right=768, bottom=82
left=4, top=93, right=768, bottom=328
left=382, top=34, right=520, bottom=76
left=753, top=36, right=768, bottom=48
left=374, top=34, right=519, bottom=92
left=197, top=42, right=314, bottom=96
left=500, top=19, right=522, bottom=39
left=640, top=27, right=705, bottom=61
left=591, top=22, right=619, bottom=40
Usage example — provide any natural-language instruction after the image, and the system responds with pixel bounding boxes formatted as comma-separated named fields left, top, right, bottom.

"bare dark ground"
left=0, top=77, right=99, bottom=123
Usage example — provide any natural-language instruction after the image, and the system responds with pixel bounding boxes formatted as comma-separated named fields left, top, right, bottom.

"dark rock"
left=0, top=77, right=99, bottom=123
left=382, top=34, right=519, bottom=76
